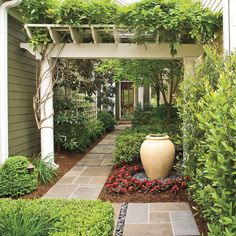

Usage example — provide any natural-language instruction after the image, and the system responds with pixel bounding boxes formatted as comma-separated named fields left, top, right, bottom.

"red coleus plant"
left=105, top=164, right=190, bottom=194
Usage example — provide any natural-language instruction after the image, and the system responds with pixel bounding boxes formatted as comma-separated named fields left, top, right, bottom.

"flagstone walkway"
left=43, top=124, right=200, bottom=236
left=43, top=124, right=130, bottom=199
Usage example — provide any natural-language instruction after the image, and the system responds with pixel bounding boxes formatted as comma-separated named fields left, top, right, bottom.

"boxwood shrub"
left=0, top=199, right=114, bottom=236
left=0, top=156, right=37, bottom=197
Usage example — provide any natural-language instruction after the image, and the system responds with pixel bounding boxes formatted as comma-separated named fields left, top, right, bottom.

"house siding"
left=8, top=15, right=40, bottom=156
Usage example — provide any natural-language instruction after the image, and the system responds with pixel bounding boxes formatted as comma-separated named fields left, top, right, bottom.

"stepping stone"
left=89, top=176, right=108, bottom=185
left=99, top=139, right=116, bottom=144
left=101, top=153, right=113, bottom=159
left=80, top=153, right=102, bottom=159
left=80, top=166, right=112, bottom=176
left=73, top=176, right=92, bottom=185
left=64, top=170, right=83, bottom=177
left=70, top=185, right=103, bottom=200
left=77, top=159, right=104, bottom=166
left=43, top=184, right=78, bottom=199
left=90, top=144, right=115, bottom=154
left=149, top=212, right=171, bottom=223
left=170, top=211, right=200, bottom=236
left=101, top=158, right=113, bottom=166
left=149, top=202, right=190, bottom=212
left=123, top=224, right=173, bottom=236
left=125, top=203, right=148, bottom=224
left=57, top=176, right=79, bottom=184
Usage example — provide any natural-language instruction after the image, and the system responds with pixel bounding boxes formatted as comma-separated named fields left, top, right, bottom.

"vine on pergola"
left=18, top=0, right=222, bottom=128
left=19, top=0, right=222, bottom=55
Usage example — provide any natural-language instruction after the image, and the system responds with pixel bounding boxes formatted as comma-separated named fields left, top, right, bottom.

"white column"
left=0, top=7, right=9, bottom=164
left=223, top=0, right=236, bottom=52
left=138, top=87, right=144, bottom=108
left=40, top=59, right=56, bottom=165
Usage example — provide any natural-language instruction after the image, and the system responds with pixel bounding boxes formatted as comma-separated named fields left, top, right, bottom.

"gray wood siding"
left=8, top=16, right=40, bottom=157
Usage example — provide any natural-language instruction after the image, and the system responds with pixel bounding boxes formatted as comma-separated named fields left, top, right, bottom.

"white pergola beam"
left=24, top=25, right=33, bottom=39
left=91, top=26, right=100, bottom=43
left=113, top=26, right=120, bottom=43
left=20, top=43, right=204, bottom=59
left=47, top=27, right=61, bottom=44
left=69, top=27, right=81, bottom=44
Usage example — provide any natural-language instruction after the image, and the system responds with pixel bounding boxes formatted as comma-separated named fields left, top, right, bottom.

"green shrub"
left=0, top=156, right=37, bottom=197
left=32, top=156, right=57, bottom=184
left=114, top=122, right=180, bottom=164
left=177, top=47, right=236, bottom=235
left=114, top=133, right=145, bottom=164
left=131, top=104, right=178, bottom=126
left=97, top=111, right=116, bottom=132
left=87, top=118, right=105, bottom=141
left=0, top=199, right=114, bottom=236
left=54, top=99, right=91, bottom=152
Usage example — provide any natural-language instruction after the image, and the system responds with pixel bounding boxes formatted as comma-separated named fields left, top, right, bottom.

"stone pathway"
left=43, top=124, right=130, bottom=199
left=43, top=124, right=200, bottom=236
left=122, top=203, right=200, bottom=236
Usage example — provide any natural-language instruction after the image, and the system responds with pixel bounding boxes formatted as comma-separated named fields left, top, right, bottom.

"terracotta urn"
left=140, top=134, right=175, bottom=180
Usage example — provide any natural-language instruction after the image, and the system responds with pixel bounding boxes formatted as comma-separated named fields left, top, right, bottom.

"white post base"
left=40, top=58, right=57, bottom=166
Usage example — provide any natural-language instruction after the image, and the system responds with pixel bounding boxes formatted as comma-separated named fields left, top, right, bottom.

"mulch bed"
left=22, top=133, right=107, bottom=199
left=98, top=166, right=209, bottom=236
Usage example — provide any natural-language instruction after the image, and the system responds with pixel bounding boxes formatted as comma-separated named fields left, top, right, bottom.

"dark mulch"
left=22, top=134, right=107, bottom=199
left=98, top=166, right=209, bottom=236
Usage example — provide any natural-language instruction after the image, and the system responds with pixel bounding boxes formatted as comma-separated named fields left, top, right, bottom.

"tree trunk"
left=97, top=83, right=102, bottom=111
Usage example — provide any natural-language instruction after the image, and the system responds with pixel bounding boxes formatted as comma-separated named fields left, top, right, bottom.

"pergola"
left=20, top=23, right=202, bottom=165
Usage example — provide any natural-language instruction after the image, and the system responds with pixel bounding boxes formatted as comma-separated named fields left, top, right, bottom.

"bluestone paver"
left=170, top=211, right=200, bottom=236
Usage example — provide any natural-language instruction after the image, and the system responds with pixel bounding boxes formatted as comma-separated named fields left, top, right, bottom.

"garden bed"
left=98, top=165, right=208, bottom=236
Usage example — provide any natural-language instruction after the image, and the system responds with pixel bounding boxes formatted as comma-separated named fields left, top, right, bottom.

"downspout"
left=0, top=0, right=22, bottom=164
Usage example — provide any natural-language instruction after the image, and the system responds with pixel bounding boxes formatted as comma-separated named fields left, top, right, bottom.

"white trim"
left=223, top=0, right=236, bottom=52
left=0, top=0, right=22, bottom=164
left=20, top=43, right=204, bottom=59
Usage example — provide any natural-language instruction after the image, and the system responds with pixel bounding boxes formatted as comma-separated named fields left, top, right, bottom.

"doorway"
left=120, top=82, right=134, bottom=119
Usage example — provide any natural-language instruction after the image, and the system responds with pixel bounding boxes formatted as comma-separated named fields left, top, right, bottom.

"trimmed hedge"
left=113, top=122, right=180, bottom=164
left=177, top=47, right=236, bottom=235
left=0, top=199, right=114, bottom=236
left=0, top=156, right=37, bottom=197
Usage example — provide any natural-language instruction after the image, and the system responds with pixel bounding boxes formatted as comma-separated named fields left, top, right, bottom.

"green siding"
left=8, top=16, right=40, bottom=157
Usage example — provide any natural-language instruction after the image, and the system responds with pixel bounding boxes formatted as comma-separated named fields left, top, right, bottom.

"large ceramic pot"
left=140, top=134, right=175, bottom=180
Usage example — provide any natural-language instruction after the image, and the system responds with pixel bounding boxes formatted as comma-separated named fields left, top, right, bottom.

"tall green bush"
left=97, top=111, right=116, bottom=132
left=0, top=156, right=37, bottom=197
left=54, top=99, right=90, bottom=152
left=177, top=47, right=236, bottom=235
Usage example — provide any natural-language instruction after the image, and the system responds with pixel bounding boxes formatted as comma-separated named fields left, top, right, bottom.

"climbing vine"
left=19, top=0, right=222, bottom=55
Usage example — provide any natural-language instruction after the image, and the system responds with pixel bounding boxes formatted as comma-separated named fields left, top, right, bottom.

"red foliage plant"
left=105, top=164, right=190, bottom=194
